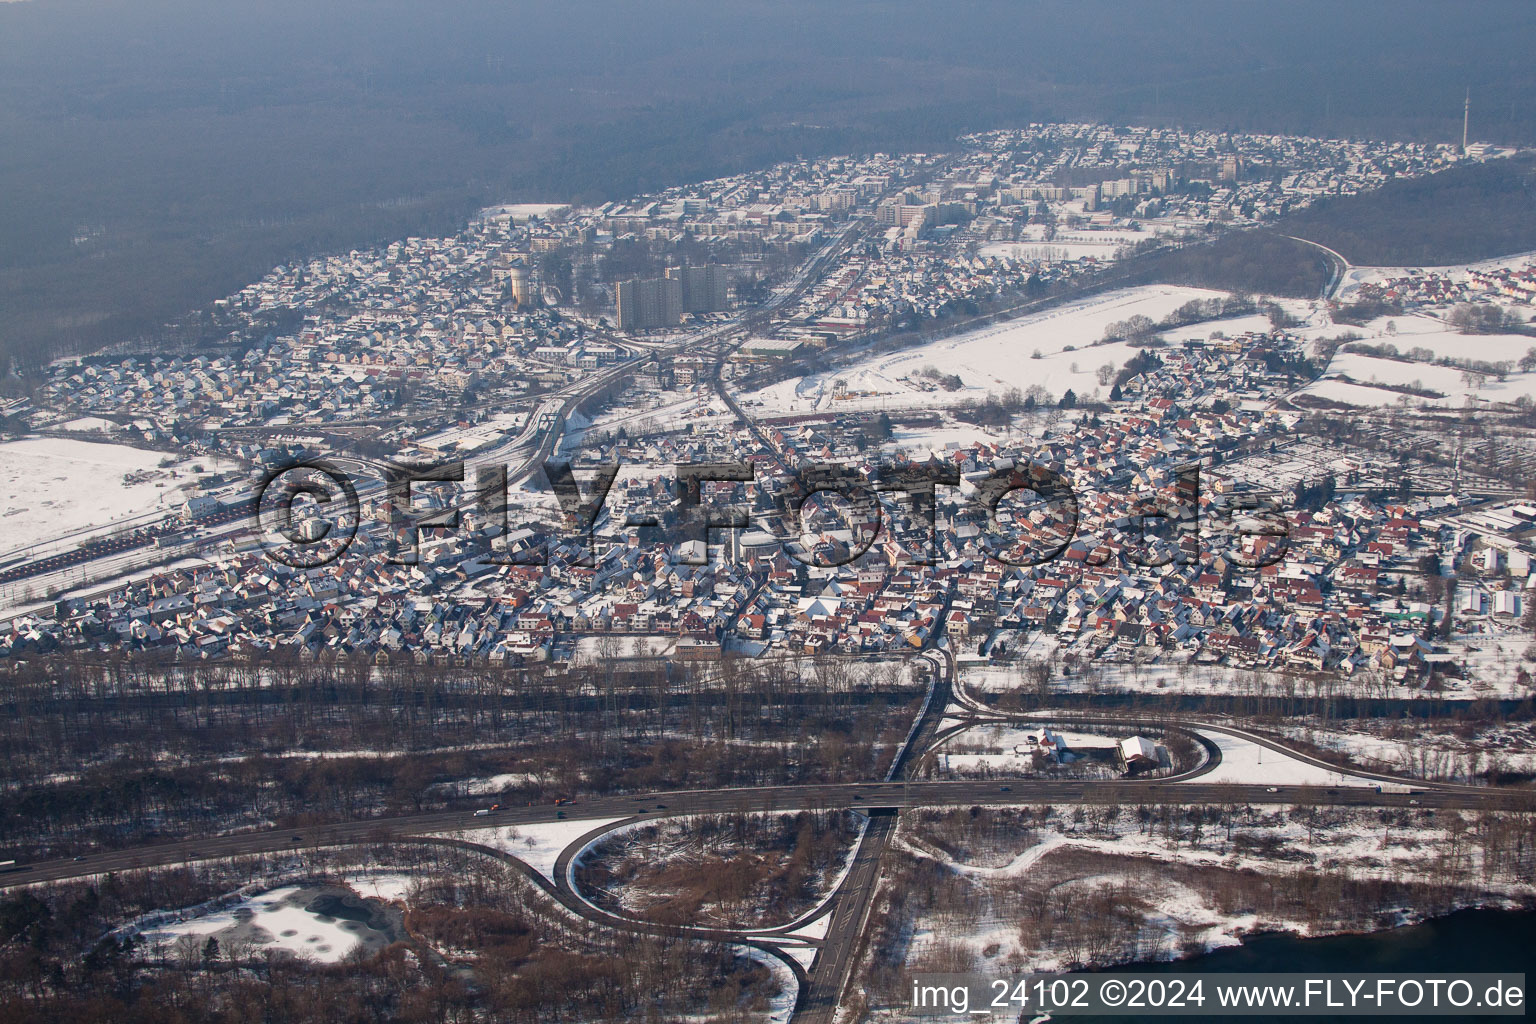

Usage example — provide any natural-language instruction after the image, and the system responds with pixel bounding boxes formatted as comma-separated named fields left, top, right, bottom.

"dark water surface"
left=1073, top=908, right=1534, bottom=1022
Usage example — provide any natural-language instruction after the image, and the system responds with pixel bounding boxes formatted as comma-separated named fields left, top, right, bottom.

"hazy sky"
left=2, top=0, right=1533, bottom=363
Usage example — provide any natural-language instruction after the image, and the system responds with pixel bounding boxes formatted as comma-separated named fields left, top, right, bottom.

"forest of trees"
left=856, top=803, right=1536, bottom=1009
left=0, top=843, right=779, bottom=1023
left=578, top=810, right=860, bottom=929
left=6, top=1, right=1536, bottom=368
left=1134, top=231, right=1332, bottom=298
left=0, top=653, right=923, bottom=862
left=1280, top=154, right=1536, bottom=266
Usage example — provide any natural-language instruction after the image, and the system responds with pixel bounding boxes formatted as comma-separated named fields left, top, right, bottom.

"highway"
left=0, top=206, right=1525, bottom=1018
left=3, top=779, right=1515, bottom=892
left=3, top=645, right=1531, bottom=1022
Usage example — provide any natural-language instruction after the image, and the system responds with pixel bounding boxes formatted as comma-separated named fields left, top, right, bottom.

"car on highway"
left=1266, top=786, right=1279, bottom=793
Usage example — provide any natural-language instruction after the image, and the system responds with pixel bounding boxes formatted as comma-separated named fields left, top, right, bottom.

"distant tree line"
left=1280, top=154, right=1536, bottom=266
left=0, top=654, right=922, bottom=861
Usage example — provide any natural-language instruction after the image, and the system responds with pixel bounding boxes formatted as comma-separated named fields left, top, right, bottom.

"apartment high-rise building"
left=876, top=198, right=932, bottom=227
left=617, top=265, right=727, bottom=329
left=667, top=264, right=729, bottom=315
left=616, top=275, right=683, bottom=330
left=615, top=279, right=637, bottom=329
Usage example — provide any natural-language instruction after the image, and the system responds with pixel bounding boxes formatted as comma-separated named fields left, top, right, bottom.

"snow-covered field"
left=480, top=202, right=570, bottom=222
left=571, top=635, right=677, bottom=663
left=740, top=286, right=1232, bottom=415
left=0, top=437, right=217, bottom=554
left=57, top=416, right=119, bottom=433
left=1345, top=313, right=1536, bottom=362
left=883, top=421, right=1008, bottom=457
left=1305, top=350, right=1536, bottom=408
left=448, top=817, right=627, bottom=882
left=980, top=225, right=1153, bottom=263
left=1185, top=729, right=1380, bottom=788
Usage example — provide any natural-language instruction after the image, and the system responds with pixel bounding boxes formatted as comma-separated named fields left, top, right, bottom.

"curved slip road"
left=3, top=648, right=1529, bottom=1021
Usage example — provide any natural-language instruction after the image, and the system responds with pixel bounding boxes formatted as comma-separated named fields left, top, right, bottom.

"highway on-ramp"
left=3, top=650, right=1529, bottom=1022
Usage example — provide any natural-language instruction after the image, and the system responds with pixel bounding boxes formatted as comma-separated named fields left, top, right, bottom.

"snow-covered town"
left=2, top=100, right=1536, bottom=1024
left=0, top=125, right=1530, bottom=707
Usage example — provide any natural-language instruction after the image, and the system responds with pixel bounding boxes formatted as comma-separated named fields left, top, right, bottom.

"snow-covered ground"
left=429, top=772, right=543, bottom=798
left=882, top=422, right=1008, bottom=458
left=1184, top=729, right=1380, bottom=788
left=936, top=723, right=1126, bottom=776
left=136, top=885, right=387, bottom=963
left=937, top=711, right=1384, bottom=787
left=1304, top=350, right=1536, bottom=408
left=1279, top=717, right=1536, bottom=782
left=567, top=391, right=731, bottom=443
left=446, top=817, right=627, bottom=882
left=343, top=872, right=416, bottom=903
left=571, top=635, right=677, bottom=663
left=740, top=286, right=1233, bottom=415
left=57, top=416, right=120, bottom=433
left=980, top=224, right=1154, bottom=263
left=410, top=412, right=529, bottom=455
left=892, top=825, right=1268, bottom=975
left=0, top=437, right=221, bottom=555
left=960, top=645, right=1536, bottom=700
left=740, top=945, right=798, bottom=1024
left=480, top=202, right=570, bottom=222
left=892, top=795, right=1536, bottom=983
left=1343, top=312, right=1536, bottom=362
